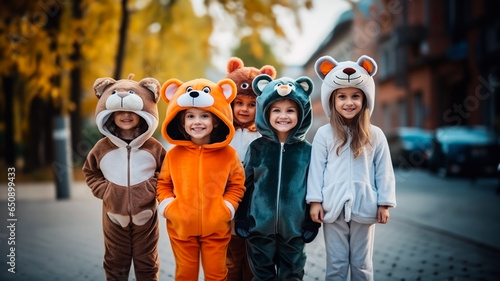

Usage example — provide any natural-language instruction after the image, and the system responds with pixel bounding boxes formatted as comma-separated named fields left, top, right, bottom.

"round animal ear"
left=139, top=78, right=161, bottom=103
left=93, top=77, right=116, bottom=98
left=226, top=57, right=244, bottom=73
left=161, top=79, right=184, bottom=102
left=295, top=76, right=314, bottom=96
left=252, top=74, right=273, bottom=96
left=357, top=55, right=378, bottom=76
left=314, top=56, right=338, bottom=80
left=218, top=78, right=237, bottom=103
left=260, top=65, right=277, bottom=79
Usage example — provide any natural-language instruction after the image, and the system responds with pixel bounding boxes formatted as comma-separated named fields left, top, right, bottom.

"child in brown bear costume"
left=83, top=74, right=166, bottom=280
left=224, top=57, right=276, bottom=281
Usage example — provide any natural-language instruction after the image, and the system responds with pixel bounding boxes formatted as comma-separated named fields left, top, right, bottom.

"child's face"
left=269, top=99, right=298, bottom=142
left=333, top=87, right=364, bottom=121
left=232, top=96, right=257, bottom=125
left=183, top=108, right=216, bottom=145
left=113, top=111, right=140, bottom=135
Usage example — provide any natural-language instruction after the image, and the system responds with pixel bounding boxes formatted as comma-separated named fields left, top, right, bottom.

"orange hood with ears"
left=160, top=78, right=237, bottom=148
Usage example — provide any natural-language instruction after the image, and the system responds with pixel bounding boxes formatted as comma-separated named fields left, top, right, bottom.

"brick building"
left=303, top=0, right=500, bottom=136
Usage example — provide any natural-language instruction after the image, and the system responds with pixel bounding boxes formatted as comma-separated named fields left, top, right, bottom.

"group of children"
left=83, top=55, right=397, bottom=281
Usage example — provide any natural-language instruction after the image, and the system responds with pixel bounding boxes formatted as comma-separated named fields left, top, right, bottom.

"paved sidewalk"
left=1, top=169, right=500, bottom=280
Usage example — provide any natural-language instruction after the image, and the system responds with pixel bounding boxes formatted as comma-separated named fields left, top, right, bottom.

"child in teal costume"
left=234, top=74, right=321, bottom=280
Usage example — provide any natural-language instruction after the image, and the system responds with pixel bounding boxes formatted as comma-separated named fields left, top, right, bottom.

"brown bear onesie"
left=83, top=75, right=166, bottom=280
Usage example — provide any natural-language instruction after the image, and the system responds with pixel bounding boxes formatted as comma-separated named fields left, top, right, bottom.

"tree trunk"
left=70, top=0, right=84, bottom=162
left=2, top=75, right=15, bottom=166
left=114, top=0, right=129, bottom=79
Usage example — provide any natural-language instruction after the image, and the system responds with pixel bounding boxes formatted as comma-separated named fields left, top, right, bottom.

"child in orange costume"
left=157, top=78, right=246, bottom=280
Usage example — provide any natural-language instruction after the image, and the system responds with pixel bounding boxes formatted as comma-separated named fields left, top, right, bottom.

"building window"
left=398, top=99, right=407, bottom=127
left=413, top=91, right=424, bottom=128
left=378, top=39, right=396, bottom=80
left=383, top=103, right=391, bottom=129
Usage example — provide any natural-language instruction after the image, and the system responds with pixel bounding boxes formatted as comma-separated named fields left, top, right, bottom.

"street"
left=0, top=168, right=499, bottom=280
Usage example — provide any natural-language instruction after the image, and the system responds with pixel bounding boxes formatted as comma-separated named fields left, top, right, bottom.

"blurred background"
left=0, top=0, right=499, bottom=190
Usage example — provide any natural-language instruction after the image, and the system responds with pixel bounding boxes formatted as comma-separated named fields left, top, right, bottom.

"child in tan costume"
left=83, top=74, right=166, bottom=280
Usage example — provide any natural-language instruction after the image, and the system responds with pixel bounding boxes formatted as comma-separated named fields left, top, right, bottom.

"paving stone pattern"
left=1, top=174, right=500, bottom=281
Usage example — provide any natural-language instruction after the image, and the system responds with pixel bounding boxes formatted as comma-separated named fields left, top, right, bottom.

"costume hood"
left=160, top=78, right=237, bottom=148
left=224, top=57, right=277, bottom=98
left=315, top=55, right=378, bottom=117
left=252, top=75, right=313, bottom=144
left=224, top=57, right=277, bottom=131
left=93, top=74, right=161, bottom=147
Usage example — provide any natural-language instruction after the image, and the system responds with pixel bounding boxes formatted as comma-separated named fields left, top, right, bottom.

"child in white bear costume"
left=307, top=55, right=396, bottom=281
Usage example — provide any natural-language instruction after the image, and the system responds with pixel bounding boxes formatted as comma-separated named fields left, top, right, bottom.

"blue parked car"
left=426, top=126, right=500, bottom=178
left=385, top=127, right=433, bottom=168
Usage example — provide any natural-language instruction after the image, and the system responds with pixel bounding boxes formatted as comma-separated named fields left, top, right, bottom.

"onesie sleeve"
left=156, top=153, right=175, bottom=203
left=306, top=128, right=328, bottom=203
left=373, top=128, right=397, bottom=208
left=82, top=146, right=109, bottom=199
left=222, top=154, right=246, bottom=210
left=234, top=145, right=254, bottom=223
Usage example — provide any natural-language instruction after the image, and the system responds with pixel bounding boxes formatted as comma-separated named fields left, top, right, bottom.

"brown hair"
left=176, top=109, right=227, bottom=144
left=329, top=90, right=372, bottom=158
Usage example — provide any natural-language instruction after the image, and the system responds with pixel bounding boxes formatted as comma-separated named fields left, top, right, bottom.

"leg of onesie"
left=349, top=221, right=375, bottom=281
left=276, top=235, right=306, bottom=281
left=227, top=235, right=254, bottom=281
left=102, top=214, right=132, bottom=280
left=246, top=234, right=277, bottom=280
left=200, top=231, right=231, bottom=281
left=323, top=213, right=350, bottom=281
left=169, top=234, right=201, bottom=280
left=131, top=213, right=160, bottom=281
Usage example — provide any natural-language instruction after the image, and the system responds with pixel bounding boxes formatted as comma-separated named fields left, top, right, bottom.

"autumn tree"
left=0, top=1, right=67, bottom=170
left=0, top=0, right=311, bottom=177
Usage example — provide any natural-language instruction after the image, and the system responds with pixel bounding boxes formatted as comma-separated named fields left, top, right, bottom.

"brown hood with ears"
left=92, top=74, right=161, bottom=147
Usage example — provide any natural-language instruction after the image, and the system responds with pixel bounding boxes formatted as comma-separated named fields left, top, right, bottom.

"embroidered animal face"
left=253, top=75, right=313, bottom=99
left=93, top=74, right=161, bottom=119
left=224, top=57, right=277, bottom=98
left=160, top=78, right=237, bottom=145
left=162, top=78, right=235, bottom=108
left=315, top=55, right=378, bottom=117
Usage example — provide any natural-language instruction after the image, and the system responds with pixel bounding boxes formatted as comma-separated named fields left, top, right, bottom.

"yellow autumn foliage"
left=0, top=0, right=310, bottom=160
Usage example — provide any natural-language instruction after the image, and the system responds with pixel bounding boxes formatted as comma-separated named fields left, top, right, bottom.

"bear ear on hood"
left=161, top=79, right=184, bottom=103
left=139, top=78, right=161, bottom=103
left=252, top=74, right=273, bottom=96
left=314, top=56, right=339, bottom=81
left=357, top=55, right=378, bottom=76
left=93, top=77, right=116, bottom=98
left=226, top=57, right=244, bottom=73
left=259, top=65, right=277, bottom=79
left=295, top=76, right=314, bottom=97
left=218, top=78, right=237, bottom=103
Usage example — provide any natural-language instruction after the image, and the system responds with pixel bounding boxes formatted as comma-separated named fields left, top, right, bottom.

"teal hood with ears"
left=252, top=75, right=314, bottom=144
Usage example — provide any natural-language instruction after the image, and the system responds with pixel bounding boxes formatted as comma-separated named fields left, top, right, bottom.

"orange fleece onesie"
left=157, top=78, right=246, bottom=281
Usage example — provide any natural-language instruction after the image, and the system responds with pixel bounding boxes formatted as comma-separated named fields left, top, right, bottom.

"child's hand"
left=377, top=205, right=390, bottom=224
left=301, top=221, right=321, bottom=243
left=234, top=220, right=249, bottom=239
left=310, top=202, right=324, bottom=223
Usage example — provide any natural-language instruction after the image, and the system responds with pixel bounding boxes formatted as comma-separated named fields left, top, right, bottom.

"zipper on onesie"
left=127, top=145, right=132, bottom=219
left=275, top=142, right=285, bottom=233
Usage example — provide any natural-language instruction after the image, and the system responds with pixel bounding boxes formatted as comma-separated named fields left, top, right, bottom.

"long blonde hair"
left=329, top=90, right=372, bottom=157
